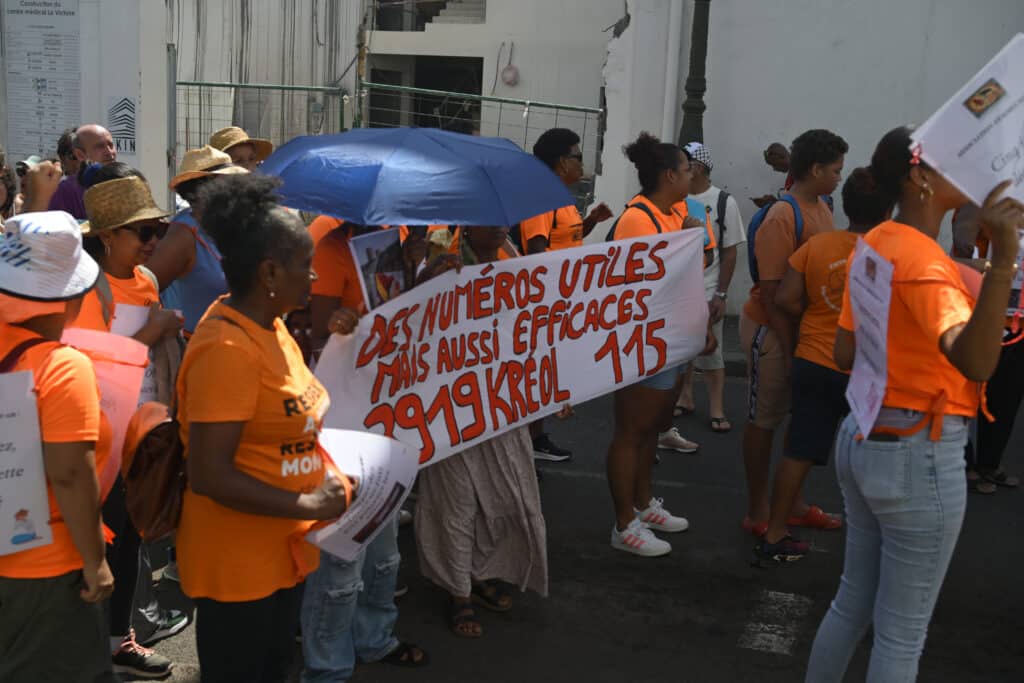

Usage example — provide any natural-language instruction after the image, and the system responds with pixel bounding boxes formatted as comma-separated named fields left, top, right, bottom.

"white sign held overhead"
left=911, top=34, right=1024, bottom=206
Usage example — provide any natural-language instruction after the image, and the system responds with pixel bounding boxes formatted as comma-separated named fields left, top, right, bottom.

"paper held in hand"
left=0, top=371, right=53, bottom=556
left=845, top=240, right=894, bottom=437
left=306, top=429, right=419, bottom=562
left=911, top=33, right=1024, bottom=206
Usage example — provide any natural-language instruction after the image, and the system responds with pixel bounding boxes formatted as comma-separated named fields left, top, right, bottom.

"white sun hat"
left=0, top=211, right=100, bottom=301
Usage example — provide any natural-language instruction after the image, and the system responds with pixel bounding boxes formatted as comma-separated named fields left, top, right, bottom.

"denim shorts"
left=638, top=363, right=687, bottom=391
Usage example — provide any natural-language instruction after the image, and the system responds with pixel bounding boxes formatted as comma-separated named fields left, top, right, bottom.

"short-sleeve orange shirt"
left=520, top=205, right=585, bottom=251
left=0, top=325, right=113, bottom=579
left=175, top=300, right=330, bottom=602
left=744, top=196, right=835, bottom=324
left=838, top=220, right=978, bottom=416
left=612, top=195, right=685, bottom=240
left=789, top=230, right=860, bottom=372
left=310, top=222, right=364, bottom=311
left=70, top=268, right=159, bottom=332
left=309, top=215, right=344, bottom=248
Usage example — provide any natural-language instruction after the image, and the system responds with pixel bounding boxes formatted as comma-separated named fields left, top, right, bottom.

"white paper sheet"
left=845, top=240, right=894, bottom=436
left=306, top=429, right=419, bottom=562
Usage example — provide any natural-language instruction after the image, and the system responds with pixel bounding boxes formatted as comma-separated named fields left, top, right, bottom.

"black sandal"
left=381, top=642, right=430, bottom=668
left=471, top=581, right=513, bottom=612
left=448, top=600, right=483, bottom=638
left=710, top=417, right=732, bottom=433
left=982, top=469, right=1020, bottom=488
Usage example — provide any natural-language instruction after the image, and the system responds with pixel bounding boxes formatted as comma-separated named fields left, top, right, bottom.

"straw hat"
left=209, top=126, right=274, bottom=160
left=82, top=176, right=170, bottom=234
left=0, top=211, right=99, bottom=301
left=169, top=146, right=249, bottom=189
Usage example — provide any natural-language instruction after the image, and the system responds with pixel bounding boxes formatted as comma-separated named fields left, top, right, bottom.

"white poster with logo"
left=911, top=34, right=1024, bottom=205
left=316, top=229, right=709, bottom=467
left=845, top=240, right=894, bottom=437
left=0, top=370, right=52, bottom=556
left=2, top=0, right=81, bottom=161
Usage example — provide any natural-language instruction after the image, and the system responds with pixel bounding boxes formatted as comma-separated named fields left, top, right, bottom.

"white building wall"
left=595, top=0, right=1024, bottom=314
left=367, top=0, right=624, bottom=168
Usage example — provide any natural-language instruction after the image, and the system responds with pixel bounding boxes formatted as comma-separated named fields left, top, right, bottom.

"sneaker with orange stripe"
left=611, top=519, right=671, bottom=557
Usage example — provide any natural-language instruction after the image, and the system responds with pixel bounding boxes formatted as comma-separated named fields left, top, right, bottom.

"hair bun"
left=197, top=174, right=282, bottom=251
left=624, top=132, right=661, bottom=167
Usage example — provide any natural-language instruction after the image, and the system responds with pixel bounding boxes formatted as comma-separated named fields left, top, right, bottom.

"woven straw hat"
left=170, top=145, right=249, bottom=189
left=82, top=176, right=170, bottom=234
left=209, top=126, right=274, bottom=160
left=0, top=211, right=99, bottom=301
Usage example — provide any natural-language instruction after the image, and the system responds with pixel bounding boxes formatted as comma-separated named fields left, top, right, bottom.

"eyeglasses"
left=117, top=222, right=167, bottom=243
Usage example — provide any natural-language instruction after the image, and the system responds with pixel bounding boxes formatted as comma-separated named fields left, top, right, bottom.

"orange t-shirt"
left=71, top=268, right=159, bottom=331
left=612, top=195, right=685, bottom=240
left=520, top=205, right=585, bottom=251
left=310, top=222, right=364, bottom=311
left=789, top=230, right=861, bottom=372
left=175, top=300, right=330, bottom=602
left=838, top=220, right=978, bottom=417
left=0, top=325, right=112, bottom=579
left=309, top=215, right=344, bottom=248
left=744, top=196, right=835, bottom=325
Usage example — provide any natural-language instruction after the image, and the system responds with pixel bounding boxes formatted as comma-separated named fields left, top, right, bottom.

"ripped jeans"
left=300, top=520, right=400, bottom=683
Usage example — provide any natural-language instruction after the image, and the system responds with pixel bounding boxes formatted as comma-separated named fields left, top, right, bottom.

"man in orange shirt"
left=740, top=128, right=847, bottom=537
left=519, top=128, right=613, bottom=462
left=756, top=168, right=888, bottom=562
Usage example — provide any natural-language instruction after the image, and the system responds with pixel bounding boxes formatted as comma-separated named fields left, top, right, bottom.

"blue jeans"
left=806, top=413, right=967, bottom=682
left=300, top=521, right=401, bottom=683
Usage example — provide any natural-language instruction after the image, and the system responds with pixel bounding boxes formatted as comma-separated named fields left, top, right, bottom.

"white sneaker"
left=610, top=518, right=672, bottom=557
left=635, top=497, right=689, bottom=533
left=658, top=427, right=699, bottom=453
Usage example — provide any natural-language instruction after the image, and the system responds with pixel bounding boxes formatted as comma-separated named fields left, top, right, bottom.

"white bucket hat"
left=0, top=211, right=100, bottom=301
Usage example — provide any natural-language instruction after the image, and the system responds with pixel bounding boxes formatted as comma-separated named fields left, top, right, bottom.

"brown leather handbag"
left=121, top=402, right=187, bottom=542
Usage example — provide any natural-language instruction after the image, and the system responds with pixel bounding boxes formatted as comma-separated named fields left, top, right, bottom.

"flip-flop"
left=981, top=470, right=1020, bottom=488
left=471, top=581, right=513, bottom=613
left=709, top=417, right=732, bottom=433
left=786, top=505, right=842, bottom=530
left=673, top=404, right=695, bottom=417
left=380, top=642, right=430, bottom=668
left=742, top=516, right=768, bottom=538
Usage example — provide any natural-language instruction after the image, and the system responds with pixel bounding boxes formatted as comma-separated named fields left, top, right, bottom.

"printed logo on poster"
left=963, top=78, right=1007, bottom=118
left=107, top=97, right=137, bottom=155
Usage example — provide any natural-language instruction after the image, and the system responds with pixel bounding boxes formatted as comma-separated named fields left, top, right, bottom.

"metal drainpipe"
left=661, top=0, right=684, bottom=143
left=678, top=0, right=711, bottom=146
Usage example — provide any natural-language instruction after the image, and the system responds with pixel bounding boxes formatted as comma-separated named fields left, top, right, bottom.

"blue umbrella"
left=259, top=127, right=576, bottom=226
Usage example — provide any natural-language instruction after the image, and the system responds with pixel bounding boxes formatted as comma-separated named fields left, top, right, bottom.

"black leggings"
left=194, top=583, right=304, bottom=683
left=975, top=339, right=1024, bottom=472
left=103, top=476, right=140, bottom=639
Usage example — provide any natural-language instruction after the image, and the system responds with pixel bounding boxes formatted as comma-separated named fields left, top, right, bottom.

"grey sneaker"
left=112, top=629, right=173, bottom=679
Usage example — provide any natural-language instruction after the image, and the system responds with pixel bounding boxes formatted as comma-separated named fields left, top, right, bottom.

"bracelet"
left=984, top=260, right=1019, bottom=276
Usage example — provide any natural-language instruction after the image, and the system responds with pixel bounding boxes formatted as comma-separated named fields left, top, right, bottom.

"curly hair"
left=789, top=129, right=849, bottom=181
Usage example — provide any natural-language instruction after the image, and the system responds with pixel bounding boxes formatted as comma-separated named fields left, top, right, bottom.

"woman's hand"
left=978, top=180, right=1024, bottom=269
left=417, top=253, right=462, bottom=284
left=80, top=558, right=115, bottom=603
left=150, top=304, right=184, bottom=338
left=300, top=473, right=359, bottom=521
left=554, top=404, right=575, bottom=420
left=327, top=307, right=361, bottom=336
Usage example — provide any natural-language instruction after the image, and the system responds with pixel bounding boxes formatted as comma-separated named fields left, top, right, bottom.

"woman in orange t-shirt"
left=605, top=133, right=713, bottom=559
left=176, top=176, right=352, bottom=682
left=0, top=212, right=117, bottom=682
left=806, top=127, right=1024, bottom=681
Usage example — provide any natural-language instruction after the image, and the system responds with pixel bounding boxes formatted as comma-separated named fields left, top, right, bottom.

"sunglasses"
left=564, top=152, right=584, bottom=161
left=117, top=222, right=167, bottom=243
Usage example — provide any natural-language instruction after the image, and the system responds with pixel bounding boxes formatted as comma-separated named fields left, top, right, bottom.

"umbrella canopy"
left=258, top=127, right=576, bottom=226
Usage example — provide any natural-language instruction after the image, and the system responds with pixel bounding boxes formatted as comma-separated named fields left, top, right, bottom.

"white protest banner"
left=61, top=329, right=148, bottom=493
left=316, top=229, right=709, bottom=466
left=0, top=371, right=53, bottom=556
left=306, top=429, right=419, bottom=561
left=845, top=240, right=894, bottom=436
left=911, top=34, right=1024, bottom=206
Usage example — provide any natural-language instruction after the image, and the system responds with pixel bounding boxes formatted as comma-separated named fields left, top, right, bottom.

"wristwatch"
left=714, top=291, right=728, bottom=300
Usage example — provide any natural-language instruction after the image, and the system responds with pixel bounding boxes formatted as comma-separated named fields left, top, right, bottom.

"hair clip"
left=909, top=143, right=923, bottom=166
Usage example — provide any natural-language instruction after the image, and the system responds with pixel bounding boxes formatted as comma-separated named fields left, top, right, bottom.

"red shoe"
left=786, top=505, right=842, bottom=530
left=742, top=516, right=768, bottom=537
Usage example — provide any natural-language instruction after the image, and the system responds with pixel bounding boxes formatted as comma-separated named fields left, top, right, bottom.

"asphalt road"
left=137, top=375, right=1024, bottom=683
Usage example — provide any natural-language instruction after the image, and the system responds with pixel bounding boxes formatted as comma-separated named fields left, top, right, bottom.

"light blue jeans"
left=300, top=520, right=401, bottom=683
left=805, top=412, right=968, bottom=682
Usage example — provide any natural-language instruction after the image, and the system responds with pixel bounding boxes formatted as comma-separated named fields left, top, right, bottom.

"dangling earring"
left=268, top=289, right=276, bottom=299
left=919, top=183, right=933, bottom=203
left=104, top=242, right=110, bottom=256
